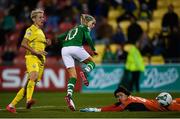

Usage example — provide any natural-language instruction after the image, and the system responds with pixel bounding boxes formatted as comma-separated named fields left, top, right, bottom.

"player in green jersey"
left=57, top=14, right=98, bottom=111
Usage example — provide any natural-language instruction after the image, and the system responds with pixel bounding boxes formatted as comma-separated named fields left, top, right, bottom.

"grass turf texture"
left=0, top=92, right=180, bottom=118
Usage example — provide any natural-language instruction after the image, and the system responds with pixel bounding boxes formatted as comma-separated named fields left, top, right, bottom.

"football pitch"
left=0, top=92, right=180, bottom=118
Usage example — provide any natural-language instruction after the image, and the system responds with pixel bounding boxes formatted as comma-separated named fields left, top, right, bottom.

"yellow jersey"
left=23, top=24, right=47, bottom=59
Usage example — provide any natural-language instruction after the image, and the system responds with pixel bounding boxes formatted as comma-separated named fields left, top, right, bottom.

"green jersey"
left=57, top=24, right=95, bottom=51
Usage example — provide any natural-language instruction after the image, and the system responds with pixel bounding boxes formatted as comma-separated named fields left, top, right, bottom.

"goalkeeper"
left=80, top=87, right=180, bottom=112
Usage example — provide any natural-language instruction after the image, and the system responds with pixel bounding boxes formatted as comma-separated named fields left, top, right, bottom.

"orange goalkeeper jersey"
left=165, top=98, right=180, bottom=111
left=101, top=95, right=167, bottom=112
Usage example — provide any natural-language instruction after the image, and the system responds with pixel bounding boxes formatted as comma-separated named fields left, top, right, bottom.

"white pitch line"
left=0, top=105, right=65, bottom=111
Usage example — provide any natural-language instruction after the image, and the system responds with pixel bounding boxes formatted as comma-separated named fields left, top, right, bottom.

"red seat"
left=13, top=56, right=25, bottom=65
left=45, top=56, right=59, bottom=66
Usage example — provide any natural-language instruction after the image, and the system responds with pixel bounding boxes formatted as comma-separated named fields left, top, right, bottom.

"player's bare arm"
left=46, top=39, right=52, bottom=46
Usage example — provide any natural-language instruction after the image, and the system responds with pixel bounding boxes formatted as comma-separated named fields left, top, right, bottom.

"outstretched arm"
left=57, top=31, right=68, bottom=41
left=54, top=31, right=69, bottom=44
left=101, top=103, right=124, bottom=112
left=80, top=103, right=124, bottom=112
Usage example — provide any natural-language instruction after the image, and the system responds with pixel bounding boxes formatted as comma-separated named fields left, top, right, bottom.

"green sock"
left=84, top=61, right=96, bottom=73
left=67, top=77, right=77, bottom=97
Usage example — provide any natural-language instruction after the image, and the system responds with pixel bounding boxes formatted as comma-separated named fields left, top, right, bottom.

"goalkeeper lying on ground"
left=80, top=87, right=180, bottom=112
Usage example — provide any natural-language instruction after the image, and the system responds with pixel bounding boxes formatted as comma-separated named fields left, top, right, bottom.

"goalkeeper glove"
left=80, top=108, right=101, bottom=112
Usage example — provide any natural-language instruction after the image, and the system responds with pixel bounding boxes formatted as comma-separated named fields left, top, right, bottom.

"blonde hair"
left=30, top=8, right=44, bottom=19
left=81, top=14, right=96, bottom=26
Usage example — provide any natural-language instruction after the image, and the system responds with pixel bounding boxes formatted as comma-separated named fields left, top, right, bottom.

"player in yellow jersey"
left=6, top=8, right=51, bottom=113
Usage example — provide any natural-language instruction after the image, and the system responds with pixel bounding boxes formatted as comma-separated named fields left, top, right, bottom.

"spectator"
left=102, top=44, right=115, bottom=63
left=114, top=44, right=127, bottom=63
left=138, top=0, right=157, bottom=20
left=1, top=9, right=16, bottom=32
left=58, top=16, right=74, bottom=34
left=109, top=0, right=123, bottom=8
left=138, top=1, right=152, bottom=20
left=96, top=18, right=113, bottom=44
left=1, top=45, right=17, bottom=65
left=151, top=33, right=165, bottom=55
left=148, top=0, right=157, bottom=12
left=94, top=0, right=109, bottom=18
left=80, top=0, right=89, bottom=14
left=127, top=17, right=143, bottom=44
left=20, top=5, right=31, bottom=23
left=117, top=0, right=137, bottom=22
left=162, top=4, right=179, bottom=32
left=138, top=32, right=152, bottom=56
left=88, top=0, right=97, bottom=16
left=165, top=27, right=180, bottom=61
left=111, top=25, right=126, bottom=44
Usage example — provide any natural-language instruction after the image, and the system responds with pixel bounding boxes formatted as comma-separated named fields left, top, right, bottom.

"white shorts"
left=61, top=46, right=90, bottom=68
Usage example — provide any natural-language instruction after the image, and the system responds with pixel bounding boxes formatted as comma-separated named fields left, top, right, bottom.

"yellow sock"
left=26, top=80, right=35, bottom=102
left=11, top=88, right=25, bottom=107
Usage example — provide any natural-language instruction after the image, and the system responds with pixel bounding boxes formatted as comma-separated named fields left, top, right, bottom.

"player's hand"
left=35, top=51, right=48, bottom=56
left=46, top=39, right=52, bottom=46
left=33, top=51, right=48, bottom=58
left=52, top=36, right=60, bottom=44
left=80, top=108, right=101, bottom=112
left=92, top=51, right=98, bottom=56
left=39, top=51, right=48, bottom=56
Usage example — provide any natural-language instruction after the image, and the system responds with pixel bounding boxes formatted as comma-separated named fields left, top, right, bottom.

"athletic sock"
left=26, top=80, right=35, bottom=102
left=11, top=88, right=25, bottom=107
left=67, top=77, right=77, bottom=97
left=84, top=61, right=95, bottom=73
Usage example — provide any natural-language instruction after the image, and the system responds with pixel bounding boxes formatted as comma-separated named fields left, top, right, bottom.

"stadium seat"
left=150, top=55, right=165, bottom=65
left=45, top=56, right=59, bottom=66
left=134, top=0, right=140, bottom=8
left=13, top=56, right=25, bottom=65
left=137, top=21, right=148, bottom=31
left=108, top=6, right=122, bottom=21
left=92, top=44, right=105, bottom=64
left=119, top=21, right=130, bottom=35
left=143, top=56, right=150, bottom=65
left=0, top=57, right=2, bottom=64
left=153, top=8, right=166, bottom=19
left=0, top=46, right=3, bottom=56
left=148, top=19, right=162, bottom=38
left=171, top=0, right=180, bottom=7
left=174, top=8, right=180, bottom=17
left=108, top=20, right=118, bottom=31
left=157, top=0, right=170, bottom=8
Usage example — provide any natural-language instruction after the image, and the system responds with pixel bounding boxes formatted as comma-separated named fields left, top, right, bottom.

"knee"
left=67, top=67, right=77, bottom=78
left=69, top=73, right=77, bottom=79
left=29, top=71, right=38, bottom=81
left=68, top=71, right=77, bottom=78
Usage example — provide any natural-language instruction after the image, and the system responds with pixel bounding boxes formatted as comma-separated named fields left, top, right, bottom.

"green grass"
left=0, top=92, right=180, bottom=118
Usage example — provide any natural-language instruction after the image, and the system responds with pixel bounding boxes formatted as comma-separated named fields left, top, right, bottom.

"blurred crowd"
left=0, top=0, right=180, bottom=65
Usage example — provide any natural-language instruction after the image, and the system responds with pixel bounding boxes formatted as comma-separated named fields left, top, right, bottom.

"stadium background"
left=0, top=0, right=180, bottom=118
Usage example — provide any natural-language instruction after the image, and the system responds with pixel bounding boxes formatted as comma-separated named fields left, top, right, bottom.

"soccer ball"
left=156, top=92, right=172, bottom=106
